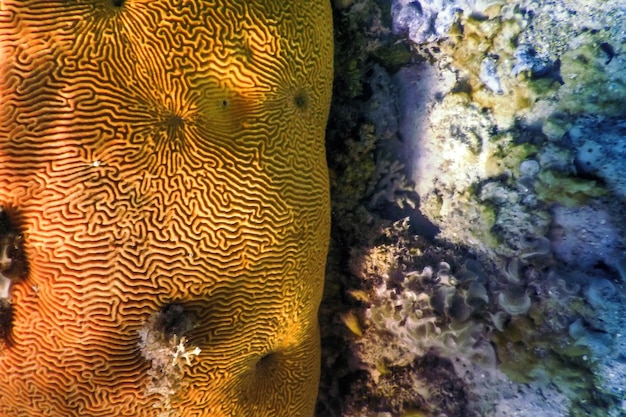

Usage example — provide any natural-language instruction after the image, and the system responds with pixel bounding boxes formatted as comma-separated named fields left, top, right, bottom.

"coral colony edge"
left=0, top=1, right=333, bottom=416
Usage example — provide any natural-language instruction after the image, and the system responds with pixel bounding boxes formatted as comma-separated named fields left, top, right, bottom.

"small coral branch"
left=138, top=310, right=200, bottom=416
left=169, top=336, right=201, bottom=367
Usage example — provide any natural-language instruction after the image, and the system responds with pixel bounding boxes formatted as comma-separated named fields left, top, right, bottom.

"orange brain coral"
left=0, top=1, right=332, bottom=416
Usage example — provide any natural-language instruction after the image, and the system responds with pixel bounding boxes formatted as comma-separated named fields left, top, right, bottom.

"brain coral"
left=0, top=1, right=333, bottom=416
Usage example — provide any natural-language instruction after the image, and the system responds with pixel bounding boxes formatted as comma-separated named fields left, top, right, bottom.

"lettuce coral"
left=583, top=278, right=617, bottom=309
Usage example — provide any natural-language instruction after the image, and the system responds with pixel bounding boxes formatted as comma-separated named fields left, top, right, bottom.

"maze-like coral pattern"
left=0, top=1, right=333, bottom=415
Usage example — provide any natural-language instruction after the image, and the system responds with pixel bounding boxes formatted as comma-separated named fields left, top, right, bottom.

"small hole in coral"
left=0, top=207, right=28, bottom=283
left=154, top=303, right=193, bottom=338
left=256, top=352, right=277, bottom=370
left=112, top=0, right=124, bottom=6
left=294, top=91, right=308, bottom=109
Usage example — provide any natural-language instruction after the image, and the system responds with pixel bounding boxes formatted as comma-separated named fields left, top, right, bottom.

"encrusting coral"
left=0, top=1, right=333, bottom=416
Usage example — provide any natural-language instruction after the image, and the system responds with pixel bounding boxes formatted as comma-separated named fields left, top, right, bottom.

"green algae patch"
left=535, top=170, right=607, bottom=207
left=559, top=41, right=626, bottom=117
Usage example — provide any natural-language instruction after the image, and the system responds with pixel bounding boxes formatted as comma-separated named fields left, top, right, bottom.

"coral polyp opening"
left=154, top=303, right=194, bottom=338
left=294, top=91, right=309, bottom=109
left=256, top=352, right=277, bottom=370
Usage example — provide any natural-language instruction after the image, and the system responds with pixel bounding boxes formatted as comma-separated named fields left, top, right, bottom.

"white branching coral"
left=170, top=336, right=201, bottom=367
left=138, top=315, right=201, bottom=417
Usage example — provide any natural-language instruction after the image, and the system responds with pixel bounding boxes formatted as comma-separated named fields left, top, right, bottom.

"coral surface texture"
left=0, top=1, right=333, bottom=416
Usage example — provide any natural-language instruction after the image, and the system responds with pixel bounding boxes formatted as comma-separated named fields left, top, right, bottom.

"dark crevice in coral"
left=154, top=303, right=194, bottom=338
left=0, top=300, right=12, bottom=342
left=0, top=207, right=28, bottom=284
left=256, top=352, right=278, bottom=372
left=0, top=207, right=28, bottom=344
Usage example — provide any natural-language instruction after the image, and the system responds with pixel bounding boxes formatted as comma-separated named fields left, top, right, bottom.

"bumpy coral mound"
left=0, top=1, right=333, bottom=416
